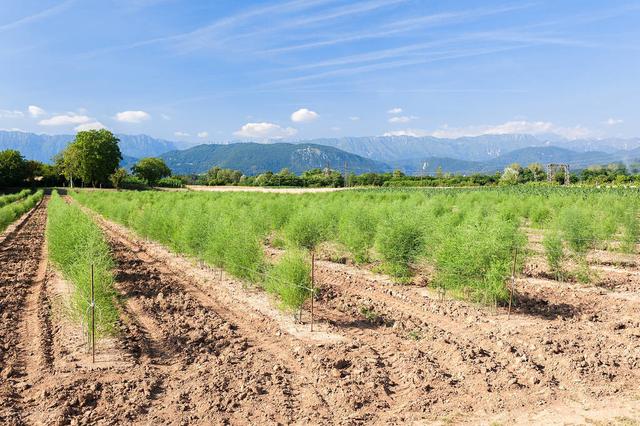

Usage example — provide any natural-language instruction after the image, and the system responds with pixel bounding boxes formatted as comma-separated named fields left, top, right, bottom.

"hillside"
left=298, top=135, right=640, bottom=163
left=160, top=143, right=390, bottom=175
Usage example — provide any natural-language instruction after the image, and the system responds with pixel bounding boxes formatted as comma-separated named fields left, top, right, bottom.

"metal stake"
left=91, top=263, right=95, bottom=364
left=508, top=247, right=518, bottom=320
left=310, top=251, right=315, bottom=332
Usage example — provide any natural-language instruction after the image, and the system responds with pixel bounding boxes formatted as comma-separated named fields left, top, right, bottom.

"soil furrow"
left=0, top=197, right=49, bottom=424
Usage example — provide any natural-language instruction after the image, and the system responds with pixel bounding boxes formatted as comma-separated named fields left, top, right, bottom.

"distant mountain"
left=161, top=143, right=390, bottom=175
left=479, top=147, right=619, bottom=172
left=389, top=147, right=639, bottom=175
left=0, top=130, right=188, bottom=163
left=2, top=130, right=639, bottom=175
left=295, top=135, right=640, bottom=163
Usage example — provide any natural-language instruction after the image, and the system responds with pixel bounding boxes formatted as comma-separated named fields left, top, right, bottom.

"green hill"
left=160, top=142, right=391, bottom=175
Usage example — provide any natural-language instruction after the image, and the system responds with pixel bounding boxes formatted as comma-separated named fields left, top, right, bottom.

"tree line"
left=0, top=129, right=174, bottom=189
left=2, top=128, right=639, bottom=189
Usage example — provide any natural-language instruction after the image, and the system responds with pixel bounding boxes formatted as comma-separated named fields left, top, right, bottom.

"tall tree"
left=59, top=130, right=122, bottom=187
left=0, top=149, right=28, bottom=187
left=132, top=157, right=171, bottom=185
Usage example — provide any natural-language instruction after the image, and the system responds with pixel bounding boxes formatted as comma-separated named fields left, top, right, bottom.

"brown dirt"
left=1, top=197, right=639, bottom=424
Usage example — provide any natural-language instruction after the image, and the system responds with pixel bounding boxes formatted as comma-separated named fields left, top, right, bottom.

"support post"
left=508, top=247, right=518, bottom=320
left=310, top=251, right=315, bottom=332
left=91, top=263, right=95, bottom=364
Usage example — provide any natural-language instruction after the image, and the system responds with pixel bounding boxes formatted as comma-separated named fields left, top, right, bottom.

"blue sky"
left=0, top=0, right=639, bottom=143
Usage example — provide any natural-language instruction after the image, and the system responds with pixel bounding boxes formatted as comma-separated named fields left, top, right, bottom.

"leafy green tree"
left=110, top=168, right=128, bottom=189
left=132, top=157, right=171, bottom=185
left=500, top=165, right=521, bottom=185
left=58, top=130, right=122, bottom=187
left=0, top=149, right=28, bottom=187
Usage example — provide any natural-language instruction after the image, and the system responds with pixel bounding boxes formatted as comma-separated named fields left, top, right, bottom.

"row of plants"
left=71, top=190, right=314, bottom=312
left=0, top=190, right=43, bottom=233
left=46, top=192, right=119, bottom=338
left=69, top=187, right=640, bottom=306
left=0, top=188, right=32, bottom=208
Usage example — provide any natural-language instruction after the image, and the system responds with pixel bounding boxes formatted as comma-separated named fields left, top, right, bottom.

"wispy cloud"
left=0, top=0, right=75, bottom=33
left=88, top=0, right=338, bottom=56
left=262, top=3, right=533, bottom=55
left=267, top=45, right=533, bottom=87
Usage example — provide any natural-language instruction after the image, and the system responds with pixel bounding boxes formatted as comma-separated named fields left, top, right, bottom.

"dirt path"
left=0, top=197, right=49, bottom=424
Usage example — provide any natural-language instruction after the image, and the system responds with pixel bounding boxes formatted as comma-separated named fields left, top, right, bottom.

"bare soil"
left=1, top=198, right=638, bottom=425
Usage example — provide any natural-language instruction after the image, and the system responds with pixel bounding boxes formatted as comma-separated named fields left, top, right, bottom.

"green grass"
left=0, top=190, right=43, bottom=233
left=47, top=191, right=119, bottom=338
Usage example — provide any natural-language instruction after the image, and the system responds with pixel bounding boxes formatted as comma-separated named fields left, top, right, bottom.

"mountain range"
left=1, top=130, right=639, bottom=175
left=160, top=143, right=388, bottom=175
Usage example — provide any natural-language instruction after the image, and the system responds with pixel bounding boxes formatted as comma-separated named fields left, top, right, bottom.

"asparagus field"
left=0, top=187, right=639, bottom=424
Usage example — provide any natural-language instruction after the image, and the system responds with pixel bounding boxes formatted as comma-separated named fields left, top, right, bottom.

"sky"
left=0, top=0, right=639, bottom=143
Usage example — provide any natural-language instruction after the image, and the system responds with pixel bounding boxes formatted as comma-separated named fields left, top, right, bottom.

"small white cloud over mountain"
left=387, top=107, right=403, bottom=114
left=291, top=108, right=319, bottom=123
left=197, top=131, right=209, bottom=138
left=39, top=113, right=91, bottom=126
left=605, top=118, right=623, bottom=126
left=115, top=110, right=151, bottom=123
left=75, top=121, right=106, bottom=131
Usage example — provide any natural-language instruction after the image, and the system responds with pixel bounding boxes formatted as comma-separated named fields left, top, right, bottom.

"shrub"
left=559, top=207, right=595, bottom=255
left=543, top=230, right=565, bottom=280
left=620, top=211, right=638, bottom=253
left=433, top=219, right=524, bottom=305
left=338, top=208, right=378, bottom=263
left=157, top=177, right=184, bottom=188
left=284, top=209, right=330, bottom=250
left=375, top=215, right=424, bottom=279
left=264, top=250, right=312, bottom=311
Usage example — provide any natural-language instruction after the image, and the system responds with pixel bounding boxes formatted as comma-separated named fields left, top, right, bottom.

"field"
left=0, top=187, right=639, bottom=424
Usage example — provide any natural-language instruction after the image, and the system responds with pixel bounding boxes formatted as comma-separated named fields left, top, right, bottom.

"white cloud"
left=605, top=118, right=623, bottom=126
left=291, top=108, right=319, bottom=123
left=39, top=113, right=91, bottom=126
left=28, top=105, right=46, bottom=117
left=234, top=122, right=298, bottom=139
left=0, top=109, right=24, bottom=118
left=75, top=121, right=106, bottom=131
left=387, top=107, right=403, bottom=114
left=161, top=113, right=171, bottom=120
left=348, top=116, right=360, bottom=121
left=114, top=110, right=151, bottom=123
left=174, top=131, right=190, bottom=137
left=388, top=115, right=418, bottom=124
left=197, top=131, right=209, bottom=138
left=384, top=120, right=592, bottom=140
